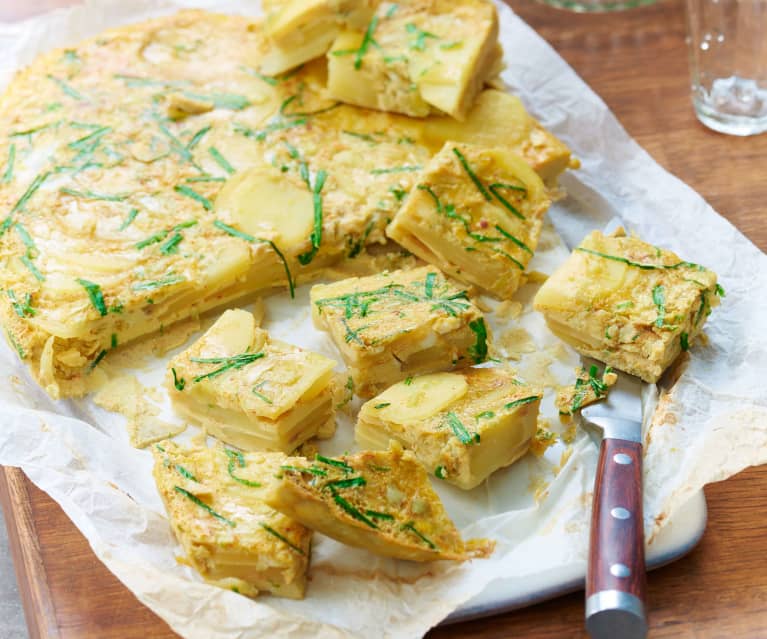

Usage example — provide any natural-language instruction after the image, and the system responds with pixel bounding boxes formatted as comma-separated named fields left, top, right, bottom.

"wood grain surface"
left=2, top=0, right=767, bottom=638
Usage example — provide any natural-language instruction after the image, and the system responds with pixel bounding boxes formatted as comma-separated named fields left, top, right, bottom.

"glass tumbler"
left=685, top=0, right=767, bottom=136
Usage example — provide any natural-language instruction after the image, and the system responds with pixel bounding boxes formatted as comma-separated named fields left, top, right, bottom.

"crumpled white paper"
left=0, top=2, right=766, bottom=638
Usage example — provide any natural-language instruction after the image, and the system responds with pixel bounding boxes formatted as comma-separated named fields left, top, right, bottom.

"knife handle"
left=586, top=438, right=647, bottom=639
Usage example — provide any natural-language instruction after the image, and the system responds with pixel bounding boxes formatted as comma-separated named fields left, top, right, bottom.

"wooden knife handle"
left=585, top=438, right=647, bottom=639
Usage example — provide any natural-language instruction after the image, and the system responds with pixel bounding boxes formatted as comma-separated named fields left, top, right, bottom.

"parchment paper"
left=0, top=2, right=766, bottom=638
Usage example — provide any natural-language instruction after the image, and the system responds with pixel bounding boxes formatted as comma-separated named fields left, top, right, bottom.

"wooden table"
left=2, top=0, right=766, bottom=637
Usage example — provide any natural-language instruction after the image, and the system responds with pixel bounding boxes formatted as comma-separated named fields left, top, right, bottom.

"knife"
left=581, top=363, right=647, bottom=639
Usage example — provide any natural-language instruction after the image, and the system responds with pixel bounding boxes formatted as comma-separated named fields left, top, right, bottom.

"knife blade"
left=580, top=361, right=647, bottom=639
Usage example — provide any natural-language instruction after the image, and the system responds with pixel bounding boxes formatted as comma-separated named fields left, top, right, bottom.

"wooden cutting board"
left=2, top=0, right=767, bottom=637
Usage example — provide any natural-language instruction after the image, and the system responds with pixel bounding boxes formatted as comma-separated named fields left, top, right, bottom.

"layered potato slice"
left=327, top=0, right=500, bottom=120
left=167, top=309, right=337, bottom=452
left=266, top=443, right=489, bottom=561
left=418, top=90, right=577, bottom=184
left=260, top=0, right=379, bottom=75
left=533, top=229, right=721, bottom=383
left=356, top=369, right=541, bottom=489
left=310, top=266, right=490, bottom=397
left=387, top=142, right=551, bottom=299
left=153, top=441, right=312, bottom=599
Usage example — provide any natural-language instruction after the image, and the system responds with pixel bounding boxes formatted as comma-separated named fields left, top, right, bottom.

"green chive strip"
left=186, top=125, right=211, bottom=151
left=495, top=225, right=533, bottom=254
left=7, top=290, right=35, bottom=318
left=355, top=16, right=380, bottom=70
left=316, top=454, right=354, bottom=474
left=475, top=411, right=495, bottom=420
left=48, top=74, right=84, bottom=100
left=468, top=318, right=488, bottom=363
left=2, top=144, right=15, bottom=183
left=445, top=411, right=479, bottom=445
left=191, top=352, right=265, bottom=382
left=68, top=126, right=111, bottom=151
left=159, top=232, right=184, bottom=255
left=208, top=146, right=235, bottom=175
left=12, top=171, right=51, bottom=213
left=489, top=183, right=526, bottom=220
left=401, top=521, right=437, bottom=549
left=60, top=187, right=127, bottom=202
left=281, top=464, right=327, bottom=477
left=89, top=349, right=107, bottom=371
left=174, top=464, right=198, bottom=482
left=452, top=148, right=491, bottom=200
left=76, top=278, right=107, bottom=316
left=424, top=272, right=436, bottom=298
left=323, top=476, right=367, bottom=491
left=504, top=396, right=541, bottom=410
left=332, top=491, right=378, bottom=528
left=370, top=165, right=422, bottom=175
left=260, top=523, right=305, bottom=555
left=297, top=168, right=328, bottom=265
left=20, top=255, right=45, bottom=281
left=224, top=449, right=261, bottom=488
left=13, top=223, right=36, bottom=255
left=173, top=486, right=235, bottom=526
left=174, top=184, right=212, bottom=211
left=680, top=332, right=690, bottom=351
left=576, top=247, right=704, bottom=272
left=213, top=220, right=295, bottom=298
left=119, top=208, right=139, bottom=231
left=652, top=284, right=666, bottom=328
left=365, top=509, right=395, bottom=521
left=172, top=367, right=186, bottom=391
left=131, top=275, right=186, bottom=292
left=252, top=381, right=272, bottom=404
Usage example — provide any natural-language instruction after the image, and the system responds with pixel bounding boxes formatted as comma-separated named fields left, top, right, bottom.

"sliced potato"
left=373, top=373, right=468, bottom=423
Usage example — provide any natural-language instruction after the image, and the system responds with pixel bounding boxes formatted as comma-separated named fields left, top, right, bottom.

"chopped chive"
left=224, top=449, right=261, bottom=487
left=60, top=187, right=128, bottom=202
left=615, top=301, right=634, bottom=310
left=342, top=130, right=378, bottom=144
left=12, top=171, right=50, bottom=213
left=332, top=490, right=378, bottom=528
left=2, top=144, right=15, bottom=183
left=259, top=523, right=304, bottom=554
left=182, top=92, right=251, bottom=111
left=13, top=223, right=36, bottom=255
left=110, top=333, right=118, bottom=349
left=475, top=411, right=495, bottom=420
left=89, top=349, right=107, bottom=371
left=680, top=332, right=690, bottom=351
left=186, top=125, right=211, bottom=151
left=316, top=454, right=354, bottom=474
left=76, top=278, right=107, bottom=316
left=489, top=183, right=527, bottom=220
left=435, top=466, right=448, bottom=479
left=504, top=396, right=541, bottom=410
left=576, top=247, right=704, bottom=271
left=119, top=208, right=139, bottom=231
left=445, top=411, right=479, bottom=445
left=174, top=184, right=212, bottom=211
left=7, top=290, right=36, bottom=318
left=404, top=377, right=413, bottom=385
left=136, top=231, right=168, bottom=249
left=208, top=147, right=235, bottom=175
left=424, top=272, right=436, bottom=298
left=452, top=148, right=491, bottom=200
left=131, top=275, right=185, bottom=291
left=213, top=220, right=295, bottom=298
left=652, top=284, right=666, bottom=328
left=401, top=521, right=436, bottom=549
left=297, top=168, right=328, bottom=265
left=495, top=225, right=533, bottom=254
left=374, top=403, right=391, bottom=409
left=174, top=464, right=198, bottom=482
left=251, top=381, right=272, bottom=404
left=159, top=231, right=183, bottom=255
left=405, top=23, right=438, bottom=51
left=114, top=74, right=190, bottom=88
left=6, top=330, right=25, bottom=359
left=191, top=352, right=265, bottom=382
left=389, top=186, right=408, bottom=201
left=158, top=123, right=194, bottom=163
left=440, top=40, right=462, bottom=50
left=324, top=476, right=367, bottom=491
left=365, top=509, right=394, bottom=520
left=172, top=367, right=186, bottom=391
left=20, top=255, right=45, bottom=281
left=715, top=283, right=725, bottom=297
left=281, top=464, right=328, bottom=477
left=370, top=165, right=422, bottom=175
left=468, top=318, right=488, bottom=363
left=173, top=486, right=235, bottom=526
left=355, top=16, right=380, bottom=70
left=47, top=74, right=84, bottom=100
left=68, top=126, right=111, bottom=151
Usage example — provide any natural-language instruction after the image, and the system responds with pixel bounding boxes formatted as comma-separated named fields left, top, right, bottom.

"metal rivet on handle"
left=611, top=507, right=631, bottom=520
left=610, top=563, right=631, bottom=578
left=613, top=453, right=632, bottom=465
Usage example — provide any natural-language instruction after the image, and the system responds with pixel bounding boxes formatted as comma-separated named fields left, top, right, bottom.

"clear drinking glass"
left=686, top=0, right=767, bottom=135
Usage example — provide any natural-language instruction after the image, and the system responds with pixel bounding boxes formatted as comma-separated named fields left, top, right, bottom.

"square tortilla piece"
left=533, top=230, right=721, bottom=383
left=167, top=309, right=337, bottom=452
left=356, top=368, right=541, bottom=489
left=327, top=0, right=500, bottom=120
left=153, top=441, right=312, bottom=599
left=265, top=443, right=490, bottom=561
left=387, top=142, right=551, bottom=299
left=310, top=266, right=490, bottom=398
